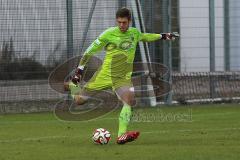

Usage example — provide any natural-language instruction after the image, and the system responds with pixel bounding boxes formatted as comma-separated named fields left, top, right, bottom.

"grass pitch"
left=0, top=104, right=240, bottom=160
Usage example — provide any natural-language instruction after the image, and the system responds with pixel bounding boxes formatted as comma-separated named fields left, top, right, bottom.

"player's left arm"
left=139, top=32, right=178, bottom=42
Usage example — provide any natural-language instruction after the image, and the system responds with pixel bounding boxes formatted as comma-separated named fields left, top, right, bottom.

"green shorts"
left=84, top=70, right=132, bottom=91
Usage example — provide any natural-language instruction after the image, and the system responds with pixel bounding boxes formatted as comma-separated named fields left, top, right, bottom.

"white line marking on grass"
left=193, top=112, right=238, bottom=116
left=0, top=135, right=69, bottom=143
left=0, top=118, right=119, bottom=124
left=140, top=127, right=240, bottom=135
left=1, top=127, right=240, bottom=144
left=0, top=120, right=60, bottom=124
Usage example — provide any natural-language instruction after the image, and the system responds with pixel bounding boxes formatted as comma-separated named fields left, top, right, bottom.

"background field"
left=0, top=104, right=240, bottom=160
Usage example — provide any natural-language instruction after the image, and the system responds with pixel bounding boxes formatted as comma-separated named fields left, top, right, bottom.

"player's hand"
left=71, top=67, right=83, bottom=85
left=161, top=32, right=179, bottom=41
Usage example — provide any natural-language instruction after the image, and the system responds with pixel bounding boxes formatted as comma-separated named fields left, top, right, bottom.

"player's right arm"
left=72, top=29, right=109, bottom=85
left=79, top=34, right=108, bottom=67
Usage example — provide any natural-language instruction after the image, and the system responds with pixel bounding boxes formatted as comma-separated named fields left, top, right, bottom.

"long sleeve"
left=79, top=31, right=109, bottom=67
left=139, top=33, right=161, bottom=42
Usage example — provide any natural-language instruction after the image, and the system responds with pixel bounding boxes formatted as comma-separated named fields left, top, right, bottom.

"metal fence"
left=0, top=0, right=240, bottom=109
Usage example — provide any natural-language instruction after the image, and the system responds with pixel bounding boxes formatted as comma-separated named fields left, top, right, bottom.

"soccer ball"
left=92, top=128, right=111, bottom=144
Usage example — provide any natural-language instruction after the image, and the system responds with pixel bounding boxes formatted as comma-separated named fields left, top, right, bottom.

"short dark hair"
left=116, top=7, right=131, bottom=20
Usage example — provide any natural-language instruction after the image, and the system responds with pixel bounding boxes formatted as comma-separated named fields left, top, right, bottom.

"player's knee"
left=74, top=95, right=87, bottom=105
left=64, top=82, right=70, bottom=91
left=130, top=99, right=136, bottom=106
left=124, top=99, right=136, bottom=106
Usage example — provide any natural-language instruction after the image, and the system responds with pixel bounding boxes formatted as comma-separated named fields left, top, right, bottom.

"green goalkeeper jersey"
left=79, top=26, right=161, bottom=90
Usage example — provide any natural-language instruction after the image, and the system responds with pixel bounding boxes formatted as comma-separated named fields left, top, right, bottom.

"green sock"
left=118, top=103, right=132, bottom=137
left=68, top=82, right=81, bottom=99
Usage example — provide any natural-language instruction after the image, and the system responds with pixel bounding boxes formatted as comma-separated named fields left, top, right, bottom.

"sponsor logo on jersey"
left=119, top=40, right=132, bottom=50
left=105, top=43, right=117, bottom=51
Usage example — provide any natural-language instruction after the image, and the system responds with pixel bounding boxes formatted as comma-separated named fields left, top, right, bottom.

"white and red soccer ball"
left=92, top=128, right=111, bottom=144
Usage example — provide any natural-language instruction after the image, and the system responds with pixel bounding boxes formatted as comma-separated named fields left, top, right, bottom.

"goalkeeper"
left=66, top=7, right=175, bottom=144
